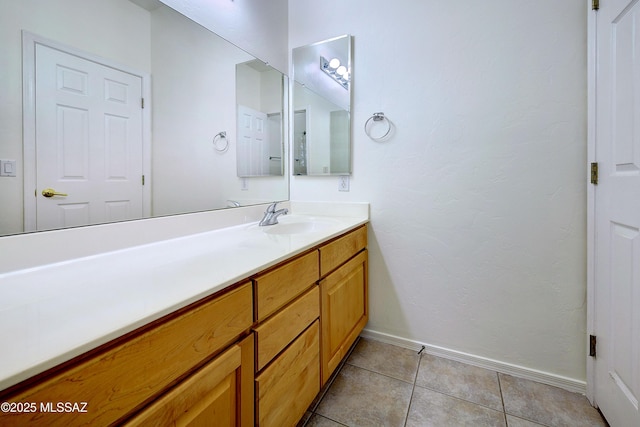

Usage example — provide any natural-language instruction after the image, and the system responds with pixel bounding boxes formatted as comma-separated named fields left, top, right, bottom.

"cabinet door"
left=320, top=250, right=368, bottom=385
left=255, top=321, right=320, bottom=427
left=126, top=335, right=254, bottom=427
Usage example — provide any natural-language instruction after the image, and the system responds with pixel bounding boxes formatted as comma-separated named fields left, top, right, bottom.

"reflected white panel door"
left=237, top=105, right=269, bottom=176
left=594, top=0, right=640, bottom=425
left=35, top=44, right=143, bottom=231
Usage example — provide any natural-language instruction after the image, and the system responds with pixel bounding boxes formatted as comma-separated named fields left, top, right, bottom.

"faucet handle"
left=265, top=201, right=278, bottom=213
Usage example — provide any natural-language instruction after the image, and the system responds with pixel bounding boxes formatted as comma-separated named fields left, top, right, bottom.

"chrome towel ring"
left=364, top=112, right=392, bottom=141
left=213, top=131, right=229, bottom=153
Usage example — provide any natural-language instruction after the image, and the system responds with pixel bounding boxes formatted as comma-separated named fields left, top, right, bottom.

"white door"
left=35, top=43, right=144, bottom=231
left=593, top=0, right=640, bottom=425
left=237, top=105, right=269, bottom=176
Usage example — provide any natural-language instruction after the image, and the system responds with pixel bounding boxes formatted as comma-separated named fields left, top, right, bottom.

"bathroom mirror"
left=0, top=0, right=288, bottom=237
left=292, top=35, right=352, bottom=176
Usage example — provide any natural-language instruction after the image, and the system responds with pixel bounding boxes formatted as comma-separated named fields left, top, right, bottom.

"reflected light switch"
left=0, top=160, right=17, bottom=177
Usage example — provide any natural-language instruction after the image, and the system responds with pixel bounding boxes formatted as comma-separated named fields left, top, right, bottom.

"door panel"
left=594, top=0, right=640, bottom=424
left=35, top=43, right=144, bottom=231
left=237, top=104, right=269, bottom=176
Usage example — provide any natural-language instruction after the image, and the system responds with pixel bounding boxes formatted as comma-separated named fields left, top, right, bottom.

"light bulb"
left=336, top=65, right=347, bottom=76
left=329, top=58, right=340, bottom=69
left=343, top=71, right=350, bottom=81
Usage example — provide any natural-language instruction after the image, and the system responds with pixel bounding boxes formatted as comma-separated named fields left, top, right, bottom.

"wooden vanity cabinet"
left=0, top=282, right=254, bottom=427
left=252, top=250, right=321, bottom=427
left=252, top=225, right=369, bottom=423
left=319, top=225, right=368, bottom=385
left=0, top=223, right=368, bottom=427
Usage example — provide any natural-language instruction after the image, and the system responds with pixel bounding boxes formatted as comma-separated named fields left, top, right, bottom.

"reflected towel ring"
left=364, top=112, right=391, bottom=141
left=213, top=131, right=229, bottom=153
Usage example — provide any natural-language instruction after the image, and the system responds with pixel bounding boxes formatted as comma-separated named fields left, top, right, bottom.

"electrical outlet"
left=338, top=175, right=350, bottom=192
left=241, top=178, right=248, bottom=191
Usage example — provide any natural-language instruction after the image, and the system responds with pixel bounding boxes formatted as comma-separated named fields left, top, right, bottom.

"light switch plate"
left=0, top=160, right=17, bottom=177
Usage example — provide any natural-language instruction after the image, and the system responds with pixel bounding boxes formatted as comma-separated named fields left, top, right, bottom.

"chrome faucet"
left=259, top=202, right=288, bottom=226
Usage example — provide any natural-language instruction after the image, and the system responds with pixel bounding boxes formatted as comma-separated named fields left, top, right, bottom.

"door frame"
left=22, top=31, right=151, bottom=232
left=586, top=0, right=597, bottom=406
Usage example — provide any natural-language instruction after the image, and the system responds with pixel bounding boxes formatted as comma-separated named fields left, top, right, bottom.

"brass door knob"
left=42, top=188, right=68, bottom=198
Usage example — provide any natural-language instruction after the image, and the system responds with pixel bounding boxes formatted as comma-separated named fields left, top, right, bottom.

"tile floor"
left=299, top=337, right=608, bottom=427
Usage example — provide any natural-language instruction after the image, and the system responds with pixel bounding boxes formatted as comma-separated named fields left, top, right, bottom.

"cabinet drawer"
left=255, top=321, right=320, bottom=427
left=319, top=225, right=367, bottom=276
left=126, top=342, right=242, bottom=426
left=254, top=286, right=319, bottom=371
left=254, top=251, right=319, bottom=321
left=0, top=283, right=253, bottom=427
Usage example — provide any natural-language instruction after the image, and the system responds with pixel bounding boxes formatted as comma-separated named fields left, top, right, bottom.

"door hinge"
left=590, top=162, right=598, bottom=185
left=142, top=175, right=145, bottom=185
left=589, top=334, right=597, bottom=357
left=592, top=0, right=599, bottom=10
left=141, top=98, right=145, bottom=109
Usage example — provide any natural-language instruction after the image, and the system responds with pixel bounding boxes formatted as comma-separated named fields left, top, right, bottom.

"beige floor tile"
left=406, top=386, right=506, bottom=427
left=315, top=364, right=413, bottom=427
left=346, top=337, right=421, bottom=383
left=304, top=414, right=347, bottom=426
left=499, top=374, right=607, bottom=427
left=416, top=354, right=503, bottom=411
left=506, top=414, right=547, bottom=427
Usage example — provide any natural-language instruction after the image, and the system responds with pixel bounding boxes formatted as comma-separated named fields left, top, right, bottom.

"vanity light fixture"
left=320, top=56, right=350, bottom=89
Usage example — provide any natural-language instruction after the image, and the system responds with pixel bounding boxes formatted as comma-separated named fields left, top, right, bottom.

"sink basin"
left=259, top=216, right=338, bottom=235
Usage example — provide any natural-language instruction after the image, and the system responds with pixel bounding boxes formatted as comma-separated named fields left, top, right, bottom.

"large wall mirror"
left=0, top=0, right=288, bottom=237
left=292, top=35, right=352, bottom=176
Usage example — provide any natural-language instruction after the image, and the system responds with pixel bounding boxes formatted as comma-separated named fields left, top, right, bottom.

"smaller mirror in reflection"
left=292, top=35, right=352, bottom=176
left=236, top=60, right=284, bottom=177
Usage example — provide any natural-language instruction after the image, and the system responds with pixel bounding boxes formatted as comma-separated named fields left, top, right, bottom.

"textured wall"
left=289, top=0, right=588, bottom=381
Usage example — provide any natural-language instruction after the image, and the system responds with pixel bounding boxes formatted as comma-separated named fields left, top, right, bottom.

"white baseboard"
left=361, top=328, right=587, bottom=395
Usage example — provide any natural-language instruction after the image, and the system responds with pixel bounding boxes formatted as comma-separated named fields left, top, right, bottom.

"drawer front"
left=125, top=343, right=242, bottom=427
left=319, top=225, right=367, bottom=276
left=0, top=283, right=253, bottom=427
left=254, top=251, right=319, bottom=321
left=254, top=286, right=319, bottom=371
left=255, top=321, right=320, bottom=427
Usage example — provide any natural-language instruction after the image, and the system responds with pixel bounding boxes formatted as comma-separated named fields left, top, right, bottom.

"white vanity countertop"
left=0, top=203, right=369, bottom=390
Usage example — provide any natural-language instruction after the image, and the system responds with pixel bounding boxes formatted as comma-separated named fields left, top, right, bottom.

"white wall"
left=289, top=0, right=588, bottom=383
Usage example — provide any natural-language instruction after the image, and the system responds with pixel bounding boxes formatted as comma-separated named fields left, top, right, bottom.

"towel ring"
left=213, top=131, right=229, bottom=153
left=364, top=112, right=391, bottom=141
